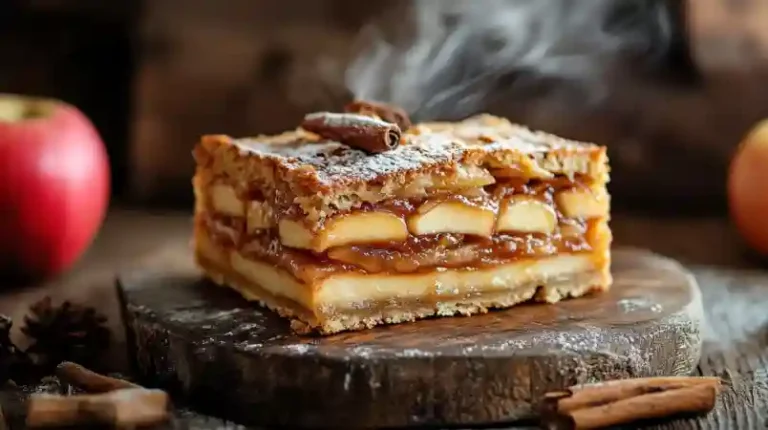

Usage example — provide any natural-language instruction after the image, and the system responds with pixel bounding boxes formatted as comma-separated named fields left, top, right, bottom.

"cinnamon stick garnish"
left=344, top=100, right=412, bottom=131
left=301, top=112, right=401, bottom=154
left=56, top=361, right=139, bottom=393
left=541, top=376, right=721, bottom=429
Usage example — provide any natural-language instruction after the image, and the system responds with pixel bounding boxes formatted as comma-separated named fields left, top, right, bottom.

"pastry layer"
left=195, top=222, right=611, bottom=334
left=193, top=114, right=608, bottom=223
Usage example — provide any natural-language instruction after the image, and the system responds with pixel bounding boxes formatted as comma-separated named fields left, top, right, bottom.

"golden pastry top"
left=193, top=114, right=609, bottom=222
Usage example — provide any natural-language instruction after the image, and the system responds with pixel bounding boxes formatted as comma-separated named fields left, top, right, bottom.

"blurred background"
left=3, top=0, right=768, bottom=212
left=0, top=0, right=767, bottom=380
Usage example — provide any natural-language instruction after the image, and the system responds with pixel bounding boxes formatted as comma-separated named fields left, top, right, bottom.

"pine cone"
left=21, top=297, right=110, bottom=372
left=0, top=314, right=36, bottom=384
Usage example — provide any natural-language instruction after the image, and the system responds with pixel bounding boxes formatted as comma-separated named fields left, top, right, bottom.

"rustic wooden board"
left=117, top=248, right=704, bottom=428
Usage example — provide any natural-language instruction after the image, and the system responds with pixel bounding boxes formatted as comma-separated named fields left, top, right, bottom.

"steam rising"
left=345, top=0, right=675, bottom=121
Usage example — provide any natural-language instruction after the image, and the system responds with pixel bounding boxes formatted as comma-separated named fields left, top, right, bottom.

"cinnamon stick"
left=56, top=361, right=139, bottom=393
left=344, top=100, right=412, bottom=131
left=26, top=388, right=170, bottom=428
left=301, top=112, right=401, bottom=154
left=543, top=376, right=722, bottom=413
left=541, top=376, right=721, bottom=430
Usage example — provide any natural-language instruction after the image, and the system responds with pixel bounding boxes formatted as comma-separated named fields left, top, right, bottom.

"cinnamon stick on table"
left=344, top=100, right=412, bottom=131
left=541, top=376, right=721, bottom=430
left=25, top=362, right=170, bottom=428
left=56, top=361, right=139, bottom=392
left=301, top=112, right=402, bottom=154
left=26, top=389, right=169, bottom=428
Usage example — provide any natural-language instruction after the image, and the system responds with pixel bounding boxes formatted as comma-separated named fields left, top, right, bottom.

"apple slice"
left=279, top=212, right=409, bottom=252
left=246, top=201, right=274, bottom=232
left=278, top=219, right=316, bottom=250
left=398, top=167, right=495, bottom=197
left=193, top=174, right=206, bottom=214
left=556, top=188, right=609, bottom=219
left=489, top=167, right=526, bottom=178
left=496, top=197, right=557, bottom=234
left=407, top=200, right=495, bottom=237
left=210, top=184, right=245, bottom=217
left=432, top=166, right=495, bottom=190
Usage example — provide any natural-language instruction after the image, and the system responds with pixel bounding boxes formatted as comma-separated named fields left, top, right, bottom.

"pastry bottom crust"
left=194, top=231, right=611, bottom=335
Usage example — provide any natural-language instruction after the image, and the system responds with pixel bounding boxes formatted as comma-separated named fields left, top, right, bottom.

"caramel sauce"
left=203, top=213, right=595, bottom=281
left=203, top=175, right=600, bottom=280
left=204, top=215, right=244, bottom=247
left=245, top=188, right=265, bottom=201
left=327, top=225, right=592, bottom=274
left=240, top=233, right=353, bottom=283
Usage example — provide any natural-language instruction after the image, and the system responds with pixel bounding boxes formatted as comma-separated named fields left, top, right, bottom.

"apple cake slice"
left=192, top=103, right=612, bottom=335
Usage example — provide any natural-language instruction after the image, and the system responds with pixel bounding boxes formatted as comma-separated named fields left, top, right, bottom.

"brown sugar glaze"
left=203, top=176, right=602, bottom=283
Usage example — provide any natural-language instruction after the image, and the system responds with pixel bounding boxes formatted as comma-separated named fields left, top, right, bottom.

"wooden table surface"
left=3, top=207, right=768, bottom=429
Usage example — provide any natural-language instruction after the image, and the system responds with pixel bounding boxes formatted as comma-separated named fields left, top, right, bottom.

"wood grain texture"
left=647, top=266, right=768, bottom=430
left=118, top=248, right=703, bottom=428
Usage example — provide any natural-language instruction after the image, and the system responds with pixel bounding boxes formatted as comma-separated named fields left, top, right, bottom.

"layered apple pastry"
left=192, top=102, right=611, bottom=335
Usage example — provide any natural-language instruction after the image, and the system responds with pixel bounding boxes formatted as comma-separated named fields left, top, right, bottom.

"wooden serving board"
left=117, top=248, right=704, bottom=428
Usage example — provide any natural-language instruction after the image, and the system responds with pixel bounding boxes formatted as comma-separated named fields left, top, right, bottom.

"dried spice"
left=301, top=112, right=402, bottom=154
left=21, top=297, right=110, bottom=373
left=540, top=376, right=721, bottom=429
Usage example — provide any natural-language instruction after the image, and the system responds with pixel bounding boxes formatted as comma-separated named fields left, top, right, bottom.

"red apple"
left=728, top=119, right=768, bottom=256
left=0, top=94, right=110, bottom=281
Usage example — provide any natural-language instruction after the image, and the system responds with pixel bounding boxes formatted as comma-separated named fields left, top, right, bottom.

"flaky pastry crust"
left=194, top=114, right=608, bottom=223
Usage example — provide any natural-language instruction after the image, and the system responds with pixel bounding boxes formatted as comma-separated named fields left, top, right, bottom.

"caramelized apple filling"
left=201, top=216, right=596, bottom=283
left=324, top=228, right=591, bottom=274
left=202, top=175, right=608, bottom=278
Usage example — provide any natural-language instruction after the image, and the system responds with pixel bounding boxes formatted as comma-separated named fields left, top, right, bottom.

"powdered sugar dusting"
left=234, top=130, right=464, bottom=186
left=231, top=114, right=598, bottom=188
